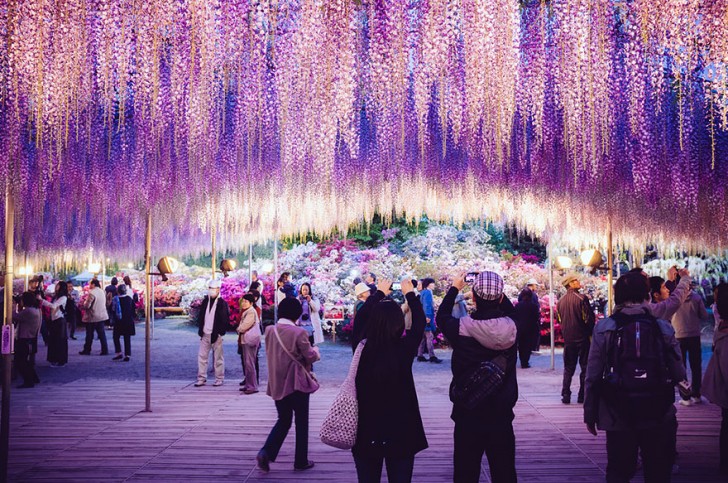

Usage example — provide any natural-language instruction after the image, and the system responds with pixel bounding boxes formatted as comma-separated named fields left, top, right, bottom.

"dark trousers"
left=241, top=345, right=261, bottom=384
left=15, top=338, right=39, bottom=386
left=721, top=408, right=728, bottom=473
left=606, top=424, right=672, bottom=482
left=68, top=315, right=76, bottom=338
left=678, top=336, right=702, bottom=397
left=516, top=328, right=537, bottom=367
left=562, top=341, right=590, bottom=400
left=46, top=317, right=68, bottom=365
left=261, top=391, right=310, bottom=467
left=354, top=454, right=415, bottom=483
left=113, top=333, right=131, bottom=356
left=453, top=419, right=517, bottom=483
left=83, top=321, right=109, bottom=353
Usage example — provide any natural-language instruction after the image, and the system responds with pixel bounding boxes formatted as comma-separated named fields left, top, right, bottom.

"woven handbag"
left=320, top=340, right=366, bottom=449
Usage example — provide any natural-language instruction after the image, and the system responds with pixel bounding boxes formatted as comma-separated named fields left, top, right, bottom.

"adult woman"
left=41, top=281, right=69, bottom=367
left=703, top=282, right=728, bottom=474
left=257, top=297, right=320, bottom=473
left=112, top=284, right=136, bottom=361
left=513, top=288, right=541, bottom=368
left=353, top=278, right=427, bottom=483
left=298, top=283, right=324, bottom=346
left=238, top=293, right=261, bottom=394
left=15, top=292, right=42, bottom=387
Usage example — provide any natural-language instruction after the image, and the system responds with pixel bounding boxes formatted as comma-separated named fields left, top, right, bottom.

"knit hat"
left=355, top=282, right=371, bottom=297
left=562, top=274, right=579, bottom=288
left=208, top=279, right=222, bottom=289
left=526, top=278, right=539, bottom=286
left=472, top=272, right=504, bottom=301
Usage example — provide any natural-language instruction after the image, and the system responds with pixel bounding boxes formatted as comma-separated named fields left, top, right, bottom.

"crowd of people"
left=6, top=261, right=728, bottom=482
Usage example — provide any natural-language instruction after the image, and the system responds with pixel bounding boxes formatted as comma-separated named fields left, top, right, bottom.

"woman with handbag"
left=257, top=297, right=320, bottom=473
left=353, top=278, right=427, bottom=483
left=238, top=293, right=261, bottom=394
left=41, top=281, right=69, bottom=367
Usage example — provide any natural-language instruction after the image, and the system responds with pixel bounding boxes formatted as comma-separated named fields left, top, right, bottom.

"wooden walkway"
left=4, top=367, right=724, bottom=482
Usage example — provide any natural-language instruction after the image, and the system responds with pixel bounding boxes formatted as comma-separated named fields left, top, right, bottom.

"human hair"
left=411, top=279, right=418, bottom=288
left=628, top=267, right=644, bottom=274
left=368, top=272, right=377, bottom=282
left=359, top=299, right=406, bottom=382
left=249, top=289, right=261, bottom=301
left=518, top=288, right=533, bottom=303
left=300, top=282, right=312, bottom=297
left=614, top=272, right=650, bottom=306
left=473, top=292, right=501, bottom=311
left=250, top=281, right=261, bottom=291
left=90, top=278, right=101, bottom=288
left=242, top=293, right=256, bottom=305
left=353, top=277, right=362, bottom=285
left=421, top=278, right=436, bottom=290
left=21, top=291, right=38, bottom=308
left=123, top=275, right=132, bottom=287
left=648, top=276, right=665, bottom=301
left=117, top=284, right=128, bottom=295
left=111, top=277, right=118, bottom=285
left=54, top=281, right=69, bottom=300
left=278, top=297, right=303, bottom=321
left=715, top=283, right=728, bottom=321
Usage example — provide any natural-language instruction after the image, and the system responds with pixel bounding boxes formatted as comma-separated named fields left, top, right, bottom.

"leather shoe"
left=294, top=461, right=315, bottom=471
left=416, top=356, right=427, bottom=362
left=17, top=383, right=34, bottom=389
left=256, top=451, right=270, bottom=472
left=79, top=351, right=91, bottom=355
left=561, top=396, right=570, bottom=404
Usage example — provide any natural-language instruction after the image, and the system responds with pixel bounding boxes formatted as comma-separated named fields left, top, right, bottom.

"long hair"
left=716, top=282, right=728, bottom=322
left=299, top=282, right=313, bottom=298
left=518, top=288, right=533, bottom=304
left=54, top=281, right=69, bottom=300
left=359, top=300, right=405, bottom=382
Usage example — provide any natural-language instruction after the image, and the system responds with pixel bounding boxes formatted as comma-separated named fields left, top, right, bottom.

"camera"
left=301, top=314, right=310, bottom=321
left=464, top=272, right=479, bottom=283
left=391, top=282, right=402, bottom=291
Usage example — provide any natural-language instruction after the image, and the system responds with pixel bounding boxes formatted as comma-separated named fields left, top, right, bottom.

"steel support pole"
left=1, top=184, right=15, bottom=483
left=144, top=212, right=152, bottom=412
left=248, top=243, right=253, bottom=284
left=607, top=223, right=614, bottom=316
left=548, top=243, right=555, bottom=370
left=273, top=238, right=278, bottom=323
left=211, top=230, right=216, bottom=281
left=23, top=253, right=28, bottom=291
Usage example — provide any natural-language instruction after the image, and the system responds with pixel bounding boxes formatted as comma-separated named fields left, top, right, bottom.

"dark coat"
left=513, top=298, right=541, bottom=339
left=114, top=296, right=136, bottom=337
left=351, top=290, right=386, bottom=352
left=557, top=289, right=595, bottom=345
left=353, top=291, right=428, bottom=458
left=196, top=296, right=230, bottom=344
left=437, top=287, right=518, bottom=424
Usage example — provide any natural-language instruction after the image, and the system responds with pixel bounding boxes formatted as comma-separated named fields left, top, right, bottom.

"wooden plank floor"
left=4, top=367, right=724, bottom=482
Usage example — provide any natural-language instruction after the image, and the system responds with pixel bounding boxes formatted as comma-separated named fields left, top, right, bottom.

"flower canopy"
left=1, top=0, right=727, bottom=259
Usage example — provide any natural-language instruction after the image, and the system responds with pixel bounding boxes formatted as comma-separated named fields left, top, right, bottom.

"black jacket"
left=351, top=290, right=387, bottom=352
left=513, top=298, right=541, bottom=337
left=196, top=296, right=230, bottom=344
left=353, top=292, right=428, bottom=458
left=437, top=287, right=518, bottom=423
left=556, top=289, right=595, bottom=345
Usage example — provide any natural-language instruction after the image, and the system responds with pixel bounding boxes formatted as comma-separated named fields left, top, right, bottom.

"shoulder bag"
left=449, top=353, right=508, bottom=410
left=320, top=341, right=365, bottom=449
left=273, top=325, right=319, bottom=389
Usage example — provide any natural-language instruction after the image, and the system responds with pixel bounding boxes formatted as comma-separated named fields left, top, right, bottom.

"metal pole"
left=211, top=230, right=216, bottom=281
left=248, top=242, right=253, bottom=285
left=144, top=211, right=152, bottom=412
left=1, top=184, right=15, bottom=483
left=150, top=245, right=154, bottom=340
left=607, top=222, right=614, bottom=316
left=273, top=238, right=278, bottom=323
left=548, top=243, right=555, bottom=371
left=23, top=253, right=28, bottom=291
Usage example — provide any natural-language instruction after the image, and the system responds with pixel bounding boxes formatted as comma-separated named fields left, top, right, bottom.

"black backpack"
left=600, top=310, right=674, bottom=424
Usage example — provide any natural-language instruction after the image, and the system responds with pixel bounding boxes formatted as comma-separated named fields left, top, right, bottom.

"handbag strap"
left=344, top=340, right=366, bottom=385
left=274, top=325, right=314, bottom=376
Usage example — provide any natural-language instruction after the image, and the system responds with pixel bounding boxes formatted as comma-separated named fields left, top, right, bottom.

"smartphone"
left=391, top=282, right=402, bottom=291
left=464, top=272, right=479, bottom=283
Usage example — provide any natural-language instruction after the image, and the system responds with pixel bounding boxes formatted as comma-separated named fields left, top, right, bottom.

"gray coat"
left=584, top=303, right=686, bottom=431
left=671, top=290, right=709, bottom=339
left=703, top=325, right=728, bottom=409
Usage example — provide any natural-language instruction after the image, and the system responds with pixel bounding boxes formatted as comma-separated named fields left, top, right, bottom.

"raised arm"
left=437, top=275, right=466, bottom=342
left=402, top=280, right=426, bottom=355
left=351, top=281, right=389, bottom=350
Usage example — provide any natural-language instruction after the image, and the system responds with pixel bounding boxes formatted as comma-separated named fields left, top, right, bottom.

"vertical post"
left=150, top=245, right=154, bottom=340
left=607, top=222, right=614, bottom=316
left=101, top=256, right=105, bottom=291
left=1, top=184, right=15, bottom=483
left=248, top=242, right=253, bottom=284
left=144, top=211, right=152, bottom=412
left=23, top=253, right=28, bottom=291
left=211, top=230, right=216, bottom=281
left=548, top=243, right=555, bottom=371
left=273, top=238, right=278, bottom=323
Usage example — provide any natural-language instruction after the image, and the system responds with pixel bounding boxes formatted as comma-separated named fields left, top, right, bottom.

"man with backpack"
left=584, top=271, right=688, bottom=482
left=436, top=272, right=518, bottom=483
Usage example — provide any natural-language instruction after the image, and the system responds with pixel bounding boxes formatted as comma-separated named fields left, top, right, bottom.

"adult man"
left=105, top=277, right=119, bottom=326
left=672, top=281, right=709, bottom=405
left=525, top=278, right=541, bottom=352
left=80, top=278, right=109, bottom=355
left=15, top=292, right=42, bottom=388
left=195, top=279, right=230, bottom=387
left=417, top=278, right=442, bottom=363
left=644, top=267, right=692, bottom=320
left=557, top=273, right=595, bottom=404
left=584, top=271, right=687, bottom=482
left=365, top=272, right=377, bottom=294
left=437, top=272, right=518, bottom=483
left=66, top=280, right=81, bottom=340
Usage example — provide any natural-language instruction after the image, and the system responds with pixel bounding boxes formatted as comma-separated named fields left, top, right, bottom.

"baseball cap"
left=562, top=274, right=579, bottom=287
left=208, top=279, right=222, bottom=289
left=526, top=278, right=539, bottom=286
left=355, top=282, right=371, bottom=297
left=472, top=271, right=504, bottom=300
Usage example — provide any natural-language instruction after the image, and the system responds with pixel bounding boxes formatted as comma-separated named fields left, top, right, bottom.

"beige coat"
left=264, top=320, right=320, bottom=400
left=237, top=306, right=261, bottom=346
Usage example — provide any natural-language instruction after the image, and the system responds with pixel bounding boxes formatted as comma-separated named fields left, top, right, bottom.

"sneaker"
left=70, top=336, right=77, bottom=340
left=213, top=380, right=224, bottom=387
left=194, top=380, right=206, bottom=387
left=256, top=451, right=270, bottom=472
left=690, top=396, right=703, bottom=404
left=679, top=398, right=693, bottom=406
left=99, top=352, right=109, bottom=356
left=417, top=356, right=427, bottom=362
left=239, top=380, right=246, bottom=386
left=294, top=461, right=315, bottom=471
left=112, top=354, right=123, bottom=361
left=577, top=396, right=584, bottom=404
left=531, top=350, right=541, bottom=355
left=242, top=389, right=259, bottom=395
left=561, top=396, right=570, bottom=404
left=123, top=356, right=130, bottom=362
left=79, top=351, right=91, bottom=355
left=429, top=356, right=443, bottom=364
left=521, top=363, right=531, bottom=369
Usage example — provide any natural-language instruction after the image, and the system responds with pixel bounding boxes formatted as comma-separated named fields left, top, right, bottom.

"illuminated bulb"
left=555, top=256, right=573, bottom=269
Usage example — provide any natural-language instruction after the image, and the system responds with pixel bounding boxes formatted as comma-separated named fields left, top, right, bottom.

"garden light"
left=88, top=262, right=101, bottom=274
left=555, top=256, right=573, bottom=270
left=17, top=265, right=33, bottom=277
left=580, top=249, right=603, bottom=268
left=155, top=256, right=180, bottom=282
left=219, top=259, right=237, bottom=277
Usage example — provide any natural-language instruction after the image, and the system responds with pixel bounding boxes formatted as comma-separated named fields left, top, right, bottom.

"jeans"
left=261, top=391, right=310, bottom=467
left=15, top=338, right=39, bottom=386
left=721, top=408, right=728, bottom=473
left=562, top=341, right=590, bottom=400
left=453, top=418, right=517, bottom=483
left=417, top=331, right=435, bottom=358
left=197, top=334, right=224, bottom=382
left=83, top=321, right=109, bottom=354
left=606, top=424, right=672, bottom=482
left=114, top=333, right=131, bottom=356
left=354, top=454, right=415, bottom=483
left=678, top=336, right=702, bottom=397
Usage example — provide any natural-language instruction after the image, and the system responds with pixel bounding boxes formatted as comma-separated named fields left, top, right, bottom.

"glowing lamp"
left=555, top=256, right=573, bottom=270
left=261, top=262, right=274, bottom=274
left=88, top=262, right=102, bottom=273
left=220, top=259, right=237, bottom=277
left=156, top=256, right=179, bottom=282
left=580, top=249, right=603, bottom=267
left=17, top=265, right=33, bottom=276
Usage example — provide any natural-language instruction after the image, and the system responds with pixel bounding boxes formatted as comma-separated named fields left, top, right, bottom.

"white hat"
left=355, top=282, right=371, bottom=297
left=526, top=278, right=539, bottom=286
left=208, top=279, right=222, bottom=289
